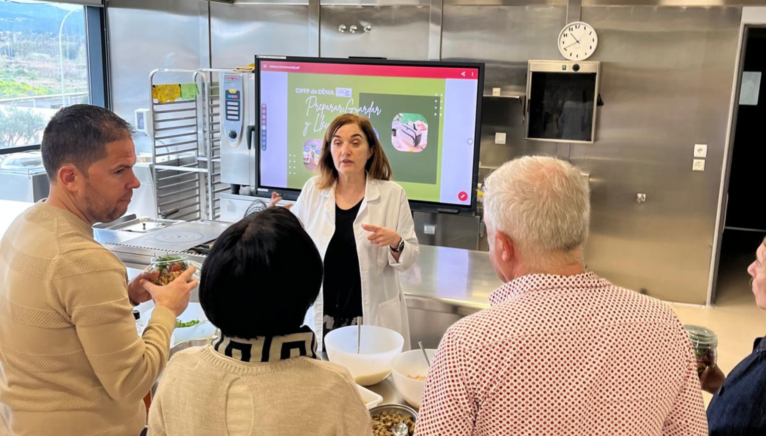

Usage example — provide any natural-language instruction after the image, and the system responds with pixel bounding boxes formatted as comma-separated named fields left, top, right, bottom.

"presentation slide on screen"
left=258, top=60, right=479, bottom=206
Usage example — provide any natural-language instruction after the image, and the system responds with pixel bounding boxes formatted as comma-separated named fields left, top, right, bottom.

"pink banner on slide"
left=261, top=61, right=479, bottom=80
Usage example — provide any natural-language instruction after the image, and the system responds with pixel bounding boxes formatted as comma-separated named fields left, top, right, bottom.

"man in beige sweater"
left=0, top=105, right=197, bottom=436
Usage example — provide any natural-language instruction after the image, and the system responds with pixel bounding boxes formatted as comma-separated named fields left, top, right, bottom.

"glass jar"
left=144, top=254, right=201, bottom=286
left=684, top=325, right=718, bottom=377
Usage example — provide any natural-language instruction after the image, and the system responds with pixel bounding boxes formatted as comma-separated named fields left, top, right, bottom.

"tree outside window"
left=0, top=1, right=89, bottom=150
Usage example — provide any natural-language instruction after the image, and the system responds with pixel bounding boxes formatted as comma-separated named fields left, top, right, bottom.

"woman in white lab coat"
left=272, top=114, right=419, bottom=351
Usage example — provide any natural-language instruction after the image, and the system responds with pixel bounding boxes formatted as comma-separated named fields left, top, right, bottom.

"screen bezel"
left=254, top=55, right=485, bottom=214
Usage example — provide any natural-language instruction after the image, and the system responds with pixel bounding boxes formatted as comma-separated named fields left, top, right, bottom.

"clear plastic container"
left=357, top=384, right=383, bottom=410
left=684, top=325, right=718, bottom=377
left=144, top=254, right=200, bottom=286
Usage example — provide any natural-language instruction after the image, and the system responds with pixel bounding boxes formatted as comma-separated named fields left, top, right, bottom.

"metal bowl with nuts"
left=370, top=404, right=418, bottom=436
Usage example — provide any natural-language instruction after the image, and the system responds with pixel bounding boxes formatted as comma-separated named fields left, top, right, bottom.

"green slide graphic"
left=285, top=73, right=446, bottom=202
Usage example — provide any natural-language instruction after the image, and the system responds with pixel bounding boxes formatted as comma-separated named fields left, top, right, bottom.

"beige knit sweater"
left=0, top=202, right=177, bottom=436
left=149, top=346, right=373, bottom=436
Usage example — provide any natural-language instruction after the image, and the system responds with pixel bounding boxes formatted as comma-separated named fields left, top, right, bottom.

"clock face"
left=558, top=22, right=598, bottom=61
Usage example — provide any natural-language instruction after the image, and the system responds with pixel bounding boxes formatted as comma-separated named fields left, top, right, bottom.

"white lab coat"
left=292, top=176, right=419, bottom=351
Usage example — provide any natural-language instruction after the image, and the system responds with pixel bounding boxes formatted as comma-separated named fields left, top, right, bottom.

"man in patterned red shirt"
left=416, top=156, right=707, bottom=436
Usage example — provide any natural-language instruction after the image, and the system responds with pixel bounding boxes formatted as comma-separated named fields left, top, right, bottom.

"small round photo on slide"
left=302, top=139, right=323, bottom=170
left=391, top=113, right=428, bottom=153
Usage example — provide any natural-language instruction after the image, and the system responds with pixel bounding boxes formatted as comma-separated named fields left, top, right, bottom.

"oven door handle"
left=246, top=125, right=255, bottom=151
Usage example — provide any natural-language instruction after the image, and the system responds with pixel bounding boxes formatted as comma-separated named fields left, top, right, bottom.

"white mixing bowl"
left=391, top=349, right=436, bottom=408
left=325, top=325, right=404, bottom=386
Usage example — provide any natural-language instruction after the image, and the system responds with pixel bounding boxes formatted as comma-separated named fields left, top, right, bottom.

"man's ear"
left=495, top=231, right=516, bottom=263
left=56, top=164, right=82, bottom=194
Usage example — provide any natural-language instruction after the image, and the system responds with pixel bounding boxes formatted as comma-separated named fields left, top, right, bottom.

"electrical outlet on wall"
left=495, top=132, right=507, bottom=145
left=694, top=144, right=708, bottom=158
left=424, top=224, right=436, bottom=235
left=693, top=159, right=706, bottom=172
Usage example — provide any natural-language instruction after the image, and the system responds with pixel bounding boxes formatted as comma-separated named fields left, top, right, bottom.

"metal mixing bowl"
left=370, top=404, right=418, bottom=435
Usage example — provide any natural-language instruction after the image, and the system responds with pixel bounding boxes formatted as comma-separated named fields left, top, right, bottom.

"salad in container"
left=684, top=324, right=718, bottom=377
left=144, top=254, right=200, bottom=286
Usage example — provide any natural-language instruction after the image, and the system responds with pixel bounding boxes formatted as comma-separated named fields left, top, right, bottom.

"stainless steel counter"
left=366, top=376, right=408, bottom=408
left=123, top=243, right=501, bottom=349
left=400, top=246, right=500, bottom=348
left=124, top=245, right=499, bottom=307
left=125, top=245, right=500, bottom=345
left=109, top=219, right=501, bottom=349
left=400, top=245, right=498, bottom=310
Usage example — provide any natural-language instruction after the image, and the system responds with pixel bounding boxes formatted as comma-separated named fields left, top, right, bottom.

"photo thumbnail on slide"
left=359, top=93, right=441, bottom=185
left=302, top=139, right=322, bottom=170
left=392, top=113, right=428, bottom=153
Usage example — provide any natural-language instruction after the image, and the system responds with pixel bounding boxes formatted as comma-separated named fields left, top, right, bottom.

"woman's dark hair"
left=199, top=207, right=323, bottom=338
left=316, top=113, right=392, bottom=189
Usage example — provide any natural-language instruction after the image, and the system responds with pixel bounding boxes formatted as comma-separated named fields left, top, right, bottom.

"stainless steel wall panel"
left=233, top=0, right=308, bottom=4
left=442, top=5, right=565, bottom=92
left=210, top=2, right=312, bottom=67
left=582, top=0, right=766, bottom=6
left=320, top=5, right=431, bottom=59
left=443, top=4, right=741, bottom=303
left=413, top=212, right=481, bottom=250
left=59, top=0, right=102, bottom=6
left=322, top=0, right=430, bottom=5
left=571, top=6, right=741, bottom=303
left=444, top=0, right=565, bottom=5
left=441, top=0, right=763, bottom=5
left=442, top=5, right=566, bottom=168
left=428, top=0, right=444, bottom=60
left=309, top=0, right=321, bottom=56
left=200, top=2, right=213, bottom=69
left=567, top=0, right=582, bottom=22
left=108, top=0, right=206, bottom=154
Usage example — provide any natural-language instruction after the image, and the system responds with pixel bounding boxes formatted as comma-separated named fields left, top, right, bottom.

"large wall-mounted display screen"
left=256, top=56, right=484, bottom=210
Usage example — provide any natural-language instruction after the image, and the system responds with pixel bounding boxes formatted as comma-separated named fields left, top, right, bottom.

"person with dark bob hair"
left=148, top=207, right=372, bottom=435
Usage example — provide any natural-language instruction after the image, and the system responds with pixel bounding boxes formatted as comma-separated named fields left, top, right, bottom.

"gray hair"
left=483, top=156, right=590, bottom=261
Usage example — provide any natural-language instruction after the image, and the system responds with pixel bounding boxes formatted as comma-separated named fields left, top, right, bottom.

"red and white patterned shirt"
left=415, top=272, right=707, bottom=436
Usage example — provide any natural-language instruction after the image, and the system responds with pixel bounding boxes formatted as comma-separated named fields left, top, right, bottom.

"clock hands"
left=565, top=30, right=590, bottom=50
left=564, top=41, right=580, bottom=50
left=564, top=42, right=579, bottom=50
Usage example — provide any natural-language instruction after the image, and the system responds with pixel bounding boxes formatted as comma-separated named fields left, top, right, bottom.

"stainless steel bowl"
left=370, top=404, right=418, bottom=418
left=370, top=404, right=418, bottom=435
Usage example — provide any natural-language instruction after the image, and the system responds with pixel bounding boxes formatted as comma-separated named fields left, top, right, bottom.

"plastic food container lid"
left=684, top=325, right=718, bottom=347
